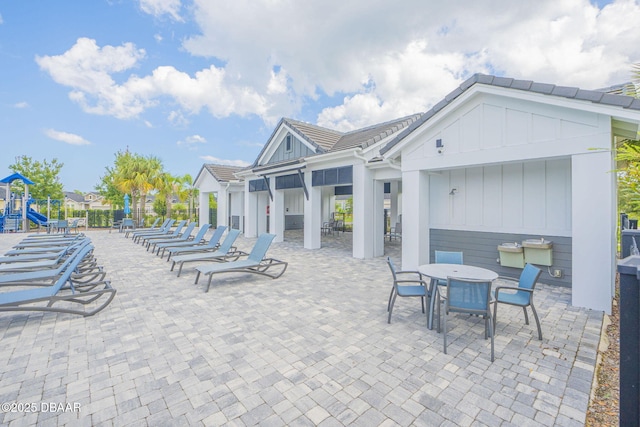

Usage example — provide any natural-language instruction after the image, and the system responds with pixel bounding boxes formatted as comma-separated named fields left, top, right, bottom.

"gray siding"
left=285, top=215, right=304, bottom=230
left=429, top=229, right=572, bottom=287
left=267, top=135, right=314, bottom=164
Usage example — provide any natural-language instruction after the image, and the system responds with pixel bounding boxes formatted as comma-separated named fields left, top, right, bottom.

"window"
left=285, top=135, right=293, bottom=153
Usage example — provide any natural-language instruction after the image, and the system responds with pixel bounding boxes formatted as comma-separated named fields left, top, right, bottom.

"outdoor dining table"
left=418, top=263, right=499, bottom=330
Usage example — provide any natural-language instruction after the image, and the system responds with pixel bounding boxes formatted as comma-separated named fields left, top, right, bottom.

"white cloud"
left=139, top=0, right=183, bottom=22
left=177, top=134, right=207, bottom=150
left=36, top=1, right=640, bottom=131
left=44, top=129, right=91, bottom=146
left=14, top=101, right=29, bottom=109
left=199, top=156, right=250, bottom=167
left=0, top=13, right=4, bottom=24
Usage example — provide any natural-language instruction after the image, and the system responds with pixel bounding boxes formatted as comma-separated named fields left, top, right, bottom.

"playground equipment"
left=0, top=172, right=58, bottom=233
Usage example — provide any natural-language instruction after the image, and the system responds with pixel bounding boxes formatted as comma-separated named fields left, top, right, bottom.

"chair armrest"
left=494, top=285, right=534, bottom=299
left=395, top=279, right=429, bottom=287
left=395, top=270, right=424, bottom=280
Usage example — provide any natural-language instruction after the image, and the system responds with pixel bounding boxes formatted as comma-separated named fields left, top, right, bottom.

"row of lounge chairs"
left=0, top=232, right=116, bottom=316
left=125, top=220, right=288, bottom=292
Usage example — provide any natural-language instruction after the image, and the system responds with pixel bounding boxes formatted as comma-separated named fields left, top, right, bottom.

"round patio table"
left=418, top=263, right=498, bottom=330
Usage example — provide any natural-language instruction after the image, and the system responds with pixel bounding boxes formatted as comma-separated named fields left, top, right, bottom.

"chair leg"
left=522, top=306, right=530, bottom=325
left=529, top=303, right=543, bottom=340
left=388, top=293, right=397, bottom=323
left=387, top=286, right=395, bottom=312
left=489, top=312, right=495, bottom=362
left=443, top=307, right=448, bottom=354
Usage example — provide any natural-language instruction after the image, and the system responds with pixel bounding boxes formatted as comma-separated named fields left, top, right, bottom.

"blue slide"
left=26, top=207, right=49, bottom=226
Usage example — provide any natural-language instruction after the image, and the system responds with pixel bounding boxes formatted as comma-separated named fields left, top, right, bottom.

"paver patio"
left=0, top=229, right=602, bottom=426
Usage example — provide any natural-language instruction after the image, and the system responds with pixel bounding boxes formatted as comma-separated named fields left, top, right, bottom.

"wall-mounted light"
left=449, top=188, right=457, bottom=195
left=436, top=138, right=444, bottom=154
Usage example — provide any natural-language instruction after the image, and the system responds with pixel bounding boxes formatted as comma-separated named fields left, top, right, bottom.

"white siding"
left=429, top=159, right=571, bottom=236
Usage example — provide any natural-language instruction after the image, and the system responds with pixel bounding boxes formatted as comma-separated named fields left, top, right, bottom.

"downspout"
left=353, top=149, right=368, bottom=164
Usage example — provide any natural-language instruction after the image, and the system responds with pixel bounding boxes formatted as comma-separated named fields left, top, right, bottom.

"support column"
left=401, top=170, right=430, bottom=270
left=304, top=173, right=322, bottom=249
left=390, top=181, right=399, bottom=227
left=353, top=162, right=374, bottom=258
left=198, top=192, right=210, bottom=228
left=373, top=180, right=385, bottom=257
left=217, top=189, right=228, bottom=229
left=270, top=179, right=284, bottom=242
left=572, top=151, right=615, bottom=314
left=244, top=184, right=257, bottom=237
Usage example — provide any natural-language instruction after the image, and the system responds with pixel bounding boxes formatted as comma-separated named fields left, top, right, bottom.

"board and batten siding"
left=267, top=134, right=315, bottom=165
left=430, top=229, right=571, bottom=287
left=429, top=159, right=571, bottom=237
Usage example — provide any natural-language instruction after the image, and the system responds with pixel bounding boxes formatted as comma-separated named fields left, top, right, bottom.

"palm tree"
left=180, top=174, right=198, bottom=222
left=154, top=172, right=183, bottom=220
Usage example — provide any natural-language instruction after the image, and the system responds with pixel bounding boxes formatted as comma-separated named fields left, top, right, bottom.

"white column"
left=199, top=192, right=210, bottom=228
left=402, top=170, right=430, bottom=270
left=217, top=189, right=228, bottom=229
left=304, top=173, right=322, bottom=249
left=373, top=180, right=385, bottom=257
left=390, top=181, right=399, bottom=227
left=244, top=183, right=257, bottom=237
left=270, top=179, right=285, bottom=242
left=353, top=162, right=374, bottom=258
left=571, top=151, right=615, bottom=314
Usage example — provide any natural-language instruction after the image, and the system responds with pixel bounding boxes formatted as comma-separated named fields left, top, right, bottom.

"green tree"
left=8, top=156, right=64, bottom=200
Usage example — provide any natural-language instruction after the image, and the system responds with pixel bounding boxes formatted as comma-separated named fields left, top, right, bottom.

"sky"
left=0, top=0, right=639, bottom=193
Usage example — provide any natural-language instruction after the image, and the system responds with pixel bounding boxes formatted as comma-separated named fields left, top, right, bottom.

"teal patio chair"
left=146, top=222, right=196, bottom=252
left=171, top=229, right=240, bottom=277
left=164, top=225, right=227, bottom=261
left=386, top=257, right=429, bottom=324
left=155, top=224, right=211, bottom=258
left=194, top=233, right=288, bottom=292
left=440, top=276, right=495, bottom=362
left=493, top=263, right=543, bottom=340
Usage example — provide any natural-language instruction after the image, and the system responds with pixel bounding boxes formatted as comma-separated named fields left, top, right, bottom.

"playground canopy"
left=0, top=173, right=34, bottom=185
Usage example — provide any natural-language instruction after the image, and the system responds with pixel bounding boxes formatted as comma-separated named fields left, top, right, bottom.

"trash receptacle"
left=617, top=255, right=640, bottom=426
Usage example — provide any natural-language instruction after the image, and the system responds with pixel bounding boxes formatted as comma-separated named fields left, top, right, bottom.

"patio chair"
left=439, top=276, right=495, bottom=362
left=493, top=263, right=543, bottom=340
left=131, top=219, right=175, bottom=243
left=0, top=244, right=115, bottom=317
left=0, top=239, right=91, bottom=273
left=171, top=229, right=241, bottom=277
left=434, top=250, right=464, bottom=287
left=164, top=225, right=227, bottom=261
left=194, top=233, right=288, bottom=292
left=386, top=257, right=429, bottom=324
left=155, top=224, right=210, bottom=258
left=125, top=217, right=160, bottom=238
left=119, top=218, right=136, bottom=233
left=138, top=220, right=185, bottom=245
left=387, top=222, right=402, bottom=241
left=146, top=222, right=196, bottom=252
left=67, top=219, right=80, bottom=234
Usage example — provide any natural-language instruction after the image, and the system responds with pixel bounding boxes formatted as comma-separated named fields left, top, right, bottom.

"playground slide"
left=26, top=207, right=50, bottom=226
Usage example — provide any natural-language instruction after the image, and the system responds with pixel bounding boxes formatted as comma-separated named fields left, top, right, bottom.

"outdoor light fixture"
left=436, top=138, right=444, bottom=153
left=449, top=188, right=457, bottom=195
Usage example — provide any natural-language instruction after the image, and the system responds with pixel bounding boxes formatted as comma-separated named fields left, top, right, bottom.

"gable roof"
left=201, top=164, right=244, bottom=183
left=64, top=191, right=85, bottom=203
left=380, top=73, right=640, bottom=155
left=330, top=114, right=423, bottom=152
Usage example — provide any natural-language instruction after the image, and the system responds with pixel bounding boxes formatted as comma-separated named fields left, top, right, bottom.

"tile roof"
left=330, top=114, right=424, bottom=152
left=283, top=118, right=343, bottom=152
left=203, top=164, right=244, bottom=182
left=380, top=73, right=640, bottom=155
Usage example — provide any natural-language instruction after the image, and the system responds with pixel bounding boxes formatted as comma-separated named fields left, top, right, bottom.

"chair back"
left=191, top=224, right=210, bottom=243
left=218, top=229, right=241, bottom=254
left=169, top=220, right=187, bottom=236
left=386, top=257, right=399, bottom=281
left=52, top=244, right=95, bottom=294
left=162, top=219, right=176, bottom=231
left=206, top=226, right=227, bottom=248
left=435, top=250, right=463, bottom=264
left=517, top=264, right=542, bottom=299
left=179, top=222, right=197, bottom=239
left=248, top=233, right=276, bottom=262
left=148, top=218, right=161, bottom=229
left=446, top=277, right=492, bottom=315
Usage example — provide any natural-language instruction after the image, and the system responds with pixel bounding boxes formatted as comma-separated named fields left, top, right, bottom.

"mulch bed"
left=585, top=283, right=619, bottom=426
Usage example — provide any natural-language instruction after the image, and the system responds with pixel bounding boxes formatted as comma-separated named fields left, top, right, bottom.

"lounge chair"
left=164, top=226, right=226, bottom=261
left=155, top=224, right=210, bottom=257
left=125, top=218, right=160, bottom=238
left=0, top=240, right=92, bottom=272
left=0, top=244, right=115, bottom=317
left=194, top=233, right=288, bottom=292
left=138, top=220, right=186, bottom=245
left=131, top=219, right=175, bottom=243
left=170, top=229, right=240, bottom=277
left=146, top=222, right=196, bottom=252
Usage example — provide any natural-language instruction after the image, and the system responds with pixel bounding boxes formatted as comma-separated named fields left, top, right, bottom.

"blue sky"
left=0, top=0, right=637, bottom=193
